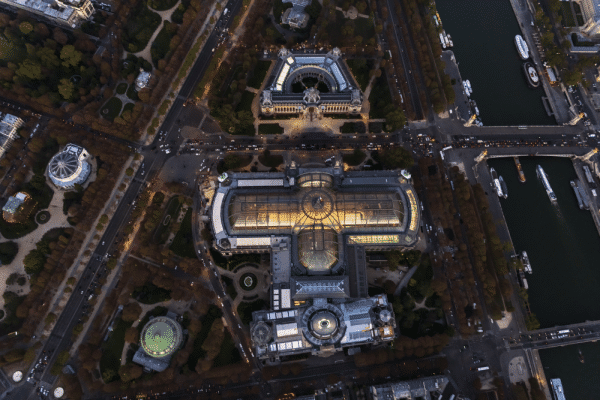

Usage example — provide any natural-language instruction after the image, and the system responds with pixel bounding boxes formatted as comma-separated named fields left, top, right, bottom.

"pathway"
left=0, top=190, right=70, bottom=310
left=128, top=0, right=182, bottom=63
left=334, top=5, right=369, bottom=19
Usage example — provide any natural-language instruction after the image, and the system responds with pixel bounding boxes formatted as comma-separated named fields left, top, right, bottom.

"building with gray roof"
left=47, top=144, right=91, bottom=189
left=260, top=48, right=363, bottom=117
left=0, top=113, right=23, bottom=160
left=0, top=0, right=94, bottom=28
left=209, top=164, right=421, bottom=361
left=369, top=376, right=452, bottom=400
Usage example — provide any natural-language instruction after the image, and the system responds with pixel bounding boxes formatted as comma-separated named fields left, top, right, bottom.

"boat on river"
left=515, top=35, right=530, bottom=60
left=523, top=62, right=540, bottom=88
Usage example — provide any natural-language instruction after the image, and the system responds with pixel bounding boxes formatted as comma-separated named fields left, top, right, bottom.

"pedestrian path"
left=0, top=190, right=70, bottom=311
left=127, top=0, right=182, bottom=63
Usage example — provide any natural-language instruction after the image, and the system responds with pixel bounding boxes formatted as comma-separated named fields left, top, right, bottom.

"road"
left=5, top=0, right=243, bottom=398
left=383, top=0, right=424, bottom=120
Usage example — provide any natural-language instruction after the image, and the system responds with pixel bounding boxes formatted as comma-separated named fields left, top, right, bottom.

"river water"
left=489, top=156, right=600, bottom=398
left=489, top=157, right=600, bottom=327
left=435, top=0, right=555, bottom=126
left=539, top=342, right=600, bottom=400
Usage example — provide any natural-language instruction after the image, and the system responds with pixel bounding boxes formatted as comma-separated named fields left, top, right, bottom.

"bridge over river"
left=505, top=319, right=600, bottom=350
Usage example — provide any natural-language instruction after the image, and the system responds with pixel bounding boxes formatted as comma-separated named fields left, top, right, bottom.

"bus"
left=558, top=330, right=570, bottom=334
left=477, top=366, right=490, bottom=372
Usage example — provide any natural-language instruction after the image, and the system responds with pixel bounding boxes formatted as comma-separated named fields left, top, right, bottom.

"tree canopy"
left=380, top=147, right=414, bottom=170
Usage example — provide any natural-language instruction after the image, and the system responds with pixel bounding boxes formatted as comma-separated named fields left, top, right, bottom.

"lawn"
left=346, top=59, right=372, bottom=91
left=122, top=3, right=162, bottom=53
left=340, top=122, right=357, bottom=134
left=186, top=305, right=222, bottom=371
left=100, top=318, right=132, bottom=383
left=121, top=102, right=135, bottom=115
left=100, top=97, right=123, bottom=121
left=258, top=152, right=283, bottom=168
left=258, top=123, right=284, bottom=134
left=116, top=83, right=128, bottom=95
left=127, top=84, right=139, bottom=101
left=235, top=91, right=255, bottom=113
left=170, top=208, right=196, bottom=258
left=247, top=60, right=272, bottom=89
left=153, top=196, right=181, bottom=244
left=343, top=148, right=366, bottom=166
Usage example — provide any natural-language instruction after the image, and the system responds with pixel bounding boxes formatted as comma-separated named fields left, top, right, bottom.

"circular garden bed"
left=239, top=272, right=258, bottom=291
left=36, top=211, right=50, bottom=224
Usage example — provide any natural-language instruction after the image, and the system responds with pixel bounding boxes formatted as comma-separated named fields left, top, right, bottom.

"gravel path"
left=0, top=190, right=69, bottom=311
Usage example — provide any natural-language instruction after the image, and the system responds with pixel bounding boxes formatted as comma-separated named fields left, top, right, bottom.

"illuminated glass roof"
left=140, top=317, right=182, bottom=358
left=226, top=174, right=405, bottom=236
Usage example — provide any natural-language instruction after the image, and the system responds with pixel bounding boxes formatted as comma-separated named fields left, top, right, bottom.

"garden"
left=122, top=2, right=162, bottom=53
left=100, top=97, right=123, bottom=121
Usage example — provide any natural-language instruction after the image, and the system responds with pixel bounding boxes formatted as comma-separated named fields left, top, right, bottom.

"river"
left=539, top=342, right=600, bottom=400
left=435, top=0, right=555, bottom=126
left=489, top=157, right=600, bottom=328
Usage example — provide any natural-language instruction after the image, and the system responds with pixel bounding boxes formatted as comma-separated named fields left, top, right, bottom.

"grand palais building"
left=209, top=164, right=420, bottom=361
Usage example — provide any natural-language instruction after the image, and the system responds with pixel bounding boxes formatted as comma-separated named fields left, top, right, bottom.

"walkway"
left=128, top=0, right=182, bottom=63
left=0, top=190, right=70, bottom=310
left=334, top=5, right=369, bottom=19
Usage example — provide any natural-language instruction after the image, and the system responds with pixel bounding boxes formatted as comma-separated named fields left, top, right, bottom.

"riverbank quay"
left=507, top=0, right=571, bottom=124
left=441, top=50, right=473, bottom=123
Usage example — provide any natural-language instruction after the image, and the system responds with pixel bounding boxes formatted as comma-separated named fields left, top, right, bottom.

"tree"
left=385, top=109, right=406, bottom=131
left=53, top=27, right=68, bottom=45
left=58, top=79, right=74, bottom=100
left=124, top=326, right=139, bottom=343
left=19, top=21, right=33, bottom=35
left=119, top=364, right=143, bottom=382
left=60, top=45, right=83, bottom=69
left=16, top=59, right=43, bottom=80
left=121, top=302, right=142, bottom=322
left=380, top=147, right=414, bottom=170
